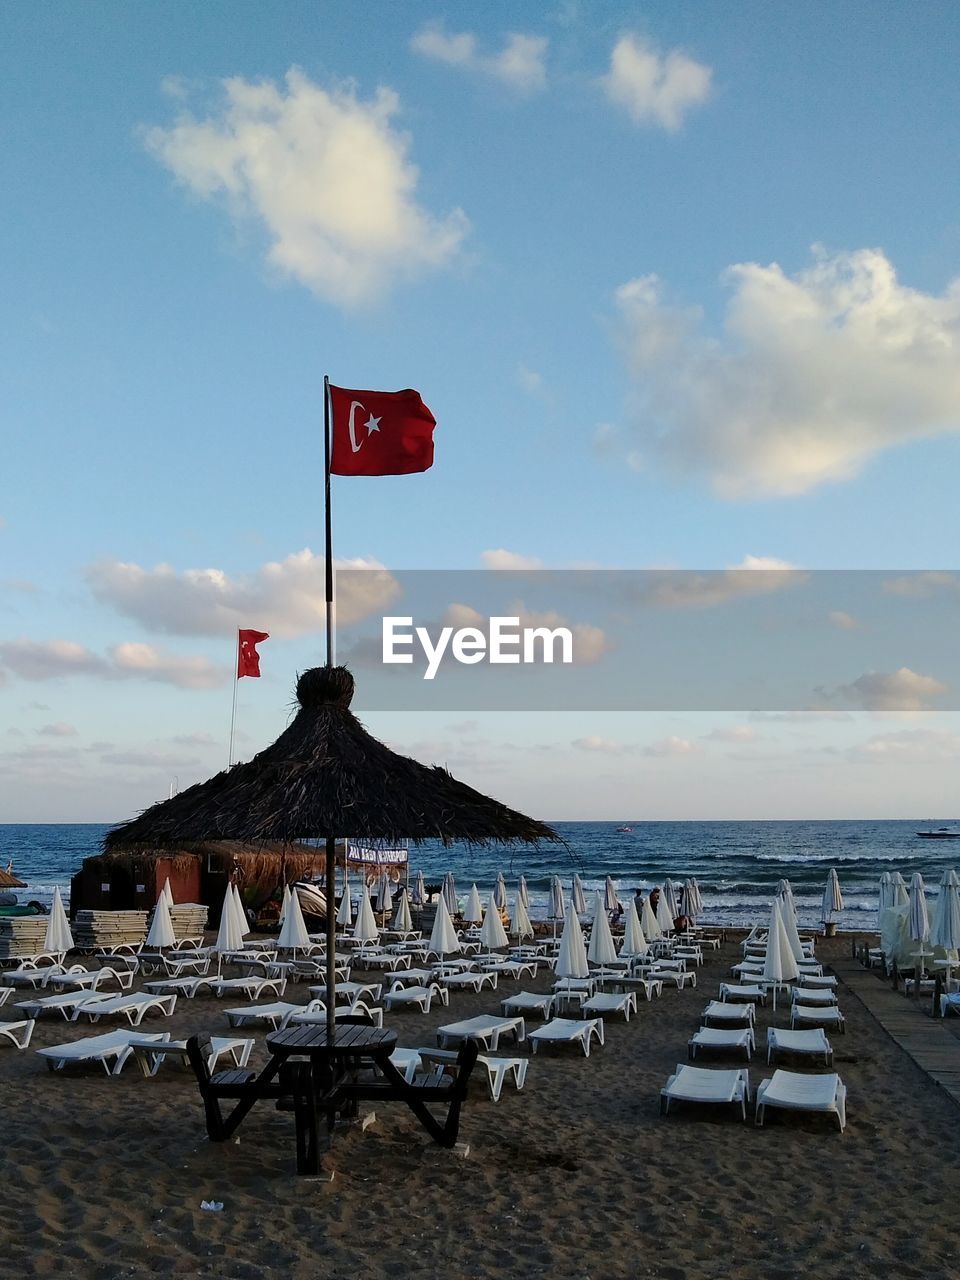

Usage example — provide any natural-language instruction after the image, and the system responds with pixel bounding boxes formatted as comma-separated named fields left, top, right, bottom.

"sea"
left=3, top=819, right=959, bottom=931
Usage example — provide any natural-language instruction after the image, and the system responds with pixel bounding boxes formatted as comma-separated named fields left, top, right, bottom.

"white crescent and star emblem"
left=348, top=400, right=383, bottom=453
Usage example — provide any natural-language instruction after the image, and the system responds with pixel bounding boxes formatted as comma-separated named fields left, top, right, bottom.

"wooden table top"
left=266, top=1023, right=397, bottom=1057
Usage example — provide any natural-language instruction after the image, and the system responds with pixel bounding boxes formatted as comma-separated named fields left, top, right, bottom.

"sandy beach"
left=0, top=933, right=957, bottom=1280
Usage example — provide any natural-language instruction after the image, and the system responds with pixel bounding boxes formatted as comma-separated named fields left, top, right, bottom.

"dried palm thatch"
left=105, top=665, right=559, bottom=850
left=0, top=866, right=27, bottom=890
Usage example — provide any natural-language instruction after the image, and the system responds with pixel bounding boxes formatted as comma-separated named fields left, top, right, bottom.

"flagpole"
left=323, top=374, right=334, bottom=667
left=227, top=631, right=239, bottom=768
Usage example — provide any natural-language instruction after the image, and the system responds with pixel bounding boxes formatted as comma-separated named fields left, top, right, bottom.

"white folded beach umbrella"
left=588, top=892, right=618, bottom=973
left=231, top=882, right=249, bottom=937
left=493, top=872, right=508, bottom=911
left=641, top=896, right=662, bottom=942
left=442, top=872, right=458, bottom=916
left=821, top=868, right=843, bottom=921
left=572, top=874, right=587, bottom=916
left=159, top=876, right=174, bottom=908
left=513, top=893, right=533, bottom=942
left=353, top=884, right=380, bottom=944
left=930, top=870, right=960, bottom=954
left=689, top=878, right=704, bottom=918
left=44, top=885, right=74, bottom=956
left=392, top=888, right=413, bottom=934
left=907, top=871, right=929, bottom=945
left=411, top=869, right=426, bottom=907
left=655, top=892, right=674, bottom=935
left=620, top=900, right=648, bottom=958
left=556, top=904, right=590, bottom=979
left=763, top=899, right=799, bottom=986
left=891, top=871, right=909, bottom=907
left=661, top=879, right=680, bottom=920
left=463, top=883, right=484, bottom=925
left=548, top=875, right=565, bottom=920
left=878, top=872, right=892, bottom=917
left=480, top=892, right=509, bottom=952
left=277, top=883, right=289, bottom=928
left=336, top=889, right=353, bottom=928
left=214, top=884, right=243, bottom=957
left=684, top=879, right=703, bottom=922
left=428, top=894, right=461, bottom=956
left=374, top=873, right=392, bottom=915
left=278, top=884, right=310, bottom=952
left=775, top=878, right=795, bottom=915
left=777, top=892, right=806, bottom=963
left=518, top=875, right=530, bottom=910
left=146, top=894, right=176, bottom=950
left=604, top=876, right=619, bottom=913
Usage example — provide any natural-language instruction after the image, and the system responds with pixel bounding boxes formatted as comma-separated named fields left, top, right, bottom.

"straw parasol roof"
left=0, top=866, right=26, bottom=890
left=105, top=666, right=558, bottom=850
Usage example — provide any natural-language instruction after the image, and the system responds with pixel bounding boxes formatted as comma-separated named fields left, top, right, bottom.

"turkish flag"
left=237, top=629, right=269, bottom=678
left=329, top=384, right=436, bottom=476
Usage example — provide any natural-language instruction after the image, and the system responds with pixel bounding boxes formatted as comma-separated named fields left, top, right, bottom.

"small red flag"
left=328, top=384, right=436, bottom=476
left=237, top=629, right=269, bottom=678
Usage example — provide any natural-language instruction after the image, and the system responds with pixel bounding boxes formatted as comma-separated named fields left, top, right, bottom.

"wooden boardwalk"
left=835, top=956, right=960, bottom=1105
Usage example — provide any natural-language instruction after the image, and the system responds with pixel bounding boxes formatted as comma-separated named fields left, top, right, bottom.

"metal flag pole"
left=227, top=630, right=239, bottom=768
left=323, top=375, right=337, bottom=1032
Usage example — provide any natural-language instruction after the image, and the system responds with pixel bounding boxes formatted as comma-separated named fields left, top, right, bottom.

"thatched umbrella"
left=105, top=665, right=558, bottom=1029
left=0, top=866, right=27, bottom=891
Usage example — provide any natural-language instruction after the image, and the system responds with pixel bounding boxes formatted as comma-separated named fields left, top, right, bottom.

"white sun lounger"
left=755, top=1069, right=847, bottom=1132
left=308, top=980, right=384, bottom=1004
left=48, top=965, right=135, bottom=993
left=206, top=976, right=287, bottom=1000
left=528, top=1017, right=604, bottom=1057
left=73, top=992, right=179, bottom=1025
left=15, top=990, right=106, bottom=1020
left=437, top=1015, right=525, bottom=1051
left=0, top=1019, right=35, bottom=1049
left=126, top=1035, right=254, bottom=1076
left=142, top=975, right=217, bottom=997
left=701, top=1000, right=755, bottom=1027
left=719, top=983, right=767, bottom=1005
left=440, top=970, right=498, bottom=993
left=500, top=991, right=555, bottom=1020
left=791, top=988, right=838, bottom=1006
left=418, top=1047, right=529, bottom=1102
left=224, top=1001, right=307, bottom=1029
left=378, top=968, right=435, bottom=988
left=791, top=1005, right=845, bottom=1033
left=797, top=973, right=838, bottom=989
left=475, top=958, right=539, bottom=981
left=287, top=1000, right=384, bottom=1029
left=37, top=1030, right=171, bottom=1074
left=649, top=968, right=698, bottom=990
left=688, top=1027, right=755, bottom=1061
left=383, top=982, right=449, bottom=1013
left=599, top=974, right=664, bottom=1000
left=766, top=1027, right=834, bottom=1066
left=660, top=1064, right=751, bottom=1120
left=2, top=963, right=65, bottom=989
left=582, top=991, right=637, bottom=1021
left=352, top=951, right=412, bottom=971
left=0, top=987, right=12, bottom=1007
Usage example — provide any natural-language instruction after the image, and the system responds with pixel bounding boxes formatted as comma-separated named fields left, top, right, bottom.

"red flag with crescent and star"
left=328, top=384, right=436, bottom=476
left=237, top=629, right=269, bottom=678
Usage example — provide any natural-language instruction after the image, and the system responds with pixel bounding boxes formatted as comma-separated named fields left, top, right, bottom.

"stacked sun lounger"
left=71, top=910, right=149, bottom=953
left=169, top=904, right=209, bottom=939
left=0, top=917, right=49, bottom=960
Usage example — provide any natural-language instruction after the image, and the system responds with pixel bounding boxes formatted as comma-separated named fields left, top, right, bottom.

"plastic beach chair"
left=659, top=1064, right=751, bottom=1120
left=418, top=1047, right=528, bottom=1101
left=0, top=1019, right=35, bottom=1050
left=527, top=1017, right=604, bottom=1057
left=687, top=1027, right=755, bottom=1061
left=755, top=1069, right=847, bottom=1132
left=37, top=1029, right=171, bottom=1075
left=766, top=1027, right=834, bottom=1066
left=436, top=1015, right=526, bottom=1051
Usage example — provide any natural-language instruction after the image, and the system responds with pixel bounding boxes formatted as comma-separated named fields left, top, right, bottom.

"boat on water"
left=293, top=880, right=329, bottom=926
left=615, top=825, right=634, bottom=833
left=916, top=826, right=960, bottom=839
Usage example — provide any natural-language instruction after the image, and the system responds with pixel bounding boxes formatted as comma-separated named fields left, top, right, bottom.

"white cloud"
left=639, top=556, right=803, bottom=609
left=37, top=722, right=78, bottom=738
left=442, top=600, right=610, bottom=665
left=572, top=735, right=635, bottom=755
left=828, top=610, right=858, bottom=630
left=86, top=550, right=398, bottom=638
left=480, top=549, right=543, bottom=570
left=614, top=247, right=960, bottom=497
left=171, top=731, right=218, bottom=747
left=601, top=34, right=711, bottom=130
left=0, top=639, right=227, bottom=690
left=642, top=735, right=698, bottom=757
left=144, top=68, right=469, bottom=307
left=411, top=26, right=548, bottom=93
left=821, top=667, right=947, bottom=712
left=851, top=729, right=960, bottom=762
left=882, top=571, right=960, bottom=598
left=702, top=725, right=758, bottom=743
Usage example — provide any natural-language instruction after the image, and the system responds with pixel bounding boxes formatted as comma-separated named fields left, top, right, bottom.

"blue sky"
left=3, top=1, right=960, bottom=821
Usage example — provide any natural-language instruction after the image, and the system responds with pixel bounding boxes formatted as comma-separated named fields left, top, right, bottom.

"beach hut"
left=103, top=664, right=557, bottom=1029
